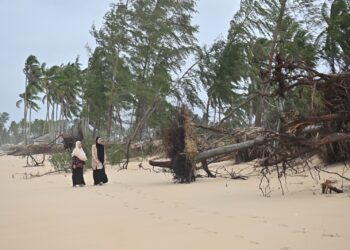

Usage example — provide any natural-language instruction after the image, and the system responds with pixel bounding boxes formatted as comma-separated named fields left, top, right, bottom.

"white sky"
left=0, top=0, right=240, bottom=123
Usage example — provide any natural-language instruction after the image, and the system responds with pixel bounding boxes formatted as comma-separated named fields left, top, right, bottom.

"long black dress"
left=93, top=167, right=108, bottom=185
left=72, top=156, right=86, bottom=186
left=93, top=143, right=108, bottom=185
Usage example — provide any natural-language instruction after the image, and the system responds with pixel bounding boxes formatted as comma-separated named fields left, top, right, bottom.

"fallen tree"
left=5, top=133, right=82, bottom=157
left=150, top=60, right=350, bottom=186
left=7, top=144, right=63, bottom=156
left=149, top=136, right=265, bottom=167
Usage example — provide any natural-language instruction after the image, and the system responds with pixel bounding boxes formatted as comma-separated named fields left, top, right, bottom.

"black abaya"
left=93, top=167, right=108, bottom=185
left=72, top=167, right=86, bottom=186
left=94, top=137, right=108, bottom=185
left=72, top=156, right=86, bottom=186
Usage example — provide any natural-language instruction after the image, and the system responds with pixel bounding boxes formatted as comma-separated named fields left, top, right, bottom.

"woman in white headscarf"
left=71, top=141, right=87, bottom=187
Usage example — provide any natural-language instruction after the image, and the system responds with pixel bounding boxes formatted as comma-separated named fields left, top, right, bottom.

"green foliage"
left=316, top=0, right=350, bottom=72
left=12, top=0, right=350, bottom=148
left=30, top=119, right=48, bottom=137
left=49, top=141, right=92, bottom=172
left=90, top=0, right=199, bottom=138
left=18, top=55, right=43, bottom=112
left=0, top=112, right=9, bottom=128
left=49, top=150, right=72, bottom=172
left=106, top=144, right=125, bottom=166
left=0, top=112, right=10, bottom=145
left=8, top=121, right=20, bottom=144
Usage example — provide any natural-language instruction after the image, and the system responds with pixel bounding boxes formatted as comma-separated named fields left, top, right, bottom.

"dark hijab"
left=96, top=137, right=105, bottom=163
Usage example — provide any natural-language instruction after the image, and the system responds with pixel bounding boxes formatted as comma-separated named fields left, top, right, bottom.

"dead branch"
left=315, top=166, right=350, bottom=182
left=219, top=94, right=259, bottom=125
left=26, top=154, right=45, bottom=167
left=200, top=159, right=215, bottom=178
left=12, top=170, right=65, bottom=179
left=123, top=97, right=161, bottom=169
left=214, top=166, right=248, bottom=180
left=149, top=159, right=171, bottom=168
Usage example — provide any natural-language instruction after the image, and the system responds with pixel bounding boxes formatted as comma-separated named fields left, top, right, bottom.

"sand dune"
left=0, top=155, right=349, bottom=250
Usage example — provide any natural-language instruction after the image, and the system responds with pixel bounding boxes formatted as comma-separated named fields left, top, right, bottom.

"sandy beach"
left=0, top=155, right=349, bottom=250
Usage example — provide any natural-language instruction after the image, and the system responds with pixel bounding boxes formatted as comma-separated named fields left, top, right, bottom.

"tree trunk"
left=134, top=99, right=146, bottom=141
left=203, top=97, right=211, bottom=125
left=28, top=107, right=32, bottom=141
left=107, top=104, right=113, bottom=139
left=149, top=136, right=266, bottom=167
left=23, top=77, right=28, bottom=145
left=92, top=126, right=97, bottom=138
left=23, top=105, right=28, bottom=145
left=258, top=0, right=287, bottom=128
left=59, top=107, right=63, bottom=135
left=51, top=103, right=55, bottom=142
left=107, top=49, right=119, bottom=139
left=55, top=103, right=59, bottom=138
left=43, top=101, right=50, bottom=135
left=254, top=96, right=263, bottom=127
left=196, top=136, right=265, bottom=162
left=123, top=98, right=160, bottom=169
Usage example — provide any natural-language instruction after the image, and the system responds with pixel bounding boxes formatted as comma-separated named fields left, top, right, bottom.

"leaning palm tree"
left=41, top=64, right=61, bottom=137
left=20, top=55, right=42, bottom=144
left=16, top=86, right=41, bottom=143
left=47, top=61, right=82, bottom=136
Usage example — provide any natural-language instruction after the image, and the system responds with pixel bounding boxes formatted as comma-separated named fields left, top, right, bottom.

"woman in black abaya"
left=91, top=137, right=108, bottom=185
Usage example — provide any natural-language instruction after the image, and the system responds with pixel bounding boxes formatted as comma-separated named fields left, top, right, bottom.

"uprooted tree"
left=150, top=55, right=350, bottom=190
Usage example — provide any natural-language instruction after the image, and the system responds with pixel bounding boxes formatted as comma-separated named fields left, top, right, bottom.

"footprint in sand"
left=233, top=234, right=244, bottom=239
left=174, top=202, right=184, bottom=206
left=250, top=216, right=267, bottom=223
left=205, top=229, right=218, bottom=235
left=249, top=241, right=260, bottom=245
left=181, top=222, right=191, bottom=227
left=293, top=228, right=307, bottom=234
left=322, top=233, right=340, bottom=238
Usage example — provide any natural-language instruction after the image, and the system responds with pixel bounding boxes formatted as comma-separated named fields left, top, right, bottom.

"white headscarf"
left=72, top=141, right=87, bottom=161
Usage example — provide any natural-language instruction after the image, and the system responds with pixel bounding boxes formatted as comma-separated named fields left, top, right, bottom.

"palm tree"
left=19, top=55, right=42, bottom=144
left=47, top=61, right=82, bottom=136
left=316, top=0, right=350, bottom=72
left=41, top=64, right=61, bottom=136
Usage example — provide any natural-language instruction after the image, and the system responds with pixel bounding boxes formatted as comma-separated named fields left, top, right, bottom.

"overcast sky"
left=0, top=0, right=240, bottom=123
